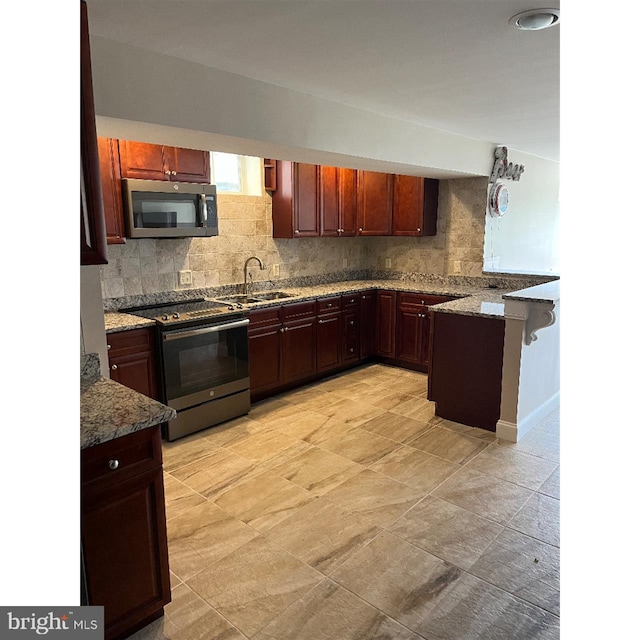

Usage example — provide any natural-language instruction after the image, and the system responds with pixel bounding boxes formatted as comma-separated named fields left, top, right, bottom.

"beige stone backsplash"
left=100, top=177, right=489, bottom=300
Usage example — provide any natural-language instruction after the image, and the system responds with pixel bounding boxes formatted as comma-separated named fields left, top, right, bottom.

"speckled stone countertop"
left=80, top=353, right=176, bottom=449
left=104, top=274, right=559, bottom=331
left=503, top=280, right=560, bottom=304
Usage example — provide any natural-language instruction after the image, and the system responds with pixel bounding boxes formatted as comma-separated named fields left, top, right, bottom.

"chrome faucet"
left=243, top=256, right=265, bottom=295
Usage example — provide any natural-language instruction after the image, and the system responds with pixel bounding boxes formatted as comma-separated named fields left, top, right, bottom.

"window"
left=210, top=152, right=262, bottom=196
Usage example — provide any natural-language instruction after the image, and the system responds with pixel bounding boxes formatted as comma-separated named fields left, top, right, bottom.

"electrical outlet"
left=272, top=263, right=280, bottom=277
left=179, top=270, right=192, bottom=285
left=343, top=258, right=348, bottom=268
left=453, top=260, right=462, bottom=274
left=385, top=258, right=392, bottom=269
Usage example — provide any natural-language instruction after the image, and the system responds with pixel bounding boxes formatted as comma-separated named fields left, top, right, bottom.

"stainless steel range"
left=121, top=298, right=250, bottom=441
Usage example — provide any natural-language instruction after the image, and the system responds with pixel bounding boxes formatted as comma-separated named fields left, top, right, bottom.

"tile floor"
left=132, top=363, right=560, bottom=640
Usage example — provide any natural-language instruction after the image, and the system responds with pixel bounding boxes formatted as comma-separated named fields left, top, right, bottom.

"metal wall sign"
left=489, top=146, right=525, bottom=183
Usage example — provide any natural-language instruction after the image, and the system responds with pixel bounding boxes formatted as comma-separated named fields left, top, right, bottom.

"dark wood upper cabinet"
left=319, top=167, right=357, bottom=237
left=392, top=175, right=439, bottom=237
left=319, top=166, right=340, bottom=237
left=97, top=137, right=126, bottom=245
left=263, top=158, right=277, bottom=192
left=272, top=161, right=320, bottom=238
left=80, top=0, right=108, bottom=265
left=357, top=171, right=394, bottom=236
left=119, top=140, right=210, bottom=184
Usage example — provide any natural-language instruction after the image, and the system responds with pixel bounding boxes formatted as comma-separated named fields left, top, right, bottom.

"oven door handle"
left=163, top=318, right=250, bottom=341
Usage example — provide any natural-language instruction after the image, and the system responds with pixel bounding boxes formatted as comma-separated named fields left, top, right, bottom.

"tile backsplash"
left=100, top=177, right=489, bottom=301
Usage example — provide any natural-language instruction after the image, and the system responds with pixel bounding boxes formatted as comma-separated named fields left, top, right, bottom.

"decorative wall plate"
left=489, top=182, right=509, bottom=218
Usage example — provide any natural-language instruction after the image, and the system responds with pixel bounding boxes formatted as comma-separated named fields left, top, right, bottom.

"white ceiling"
left=85, top=0, right=560, bottom=162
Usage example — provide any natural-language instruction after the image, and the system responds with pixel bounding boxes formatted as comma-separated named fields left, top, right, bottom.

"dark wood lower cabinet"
left=316, top=311, right=342, bottom=373
left=107, top=328, right=158, bottom=400
left=359, top=290, right=376, bottom=359
left=428, top=312, right=506, bottom=431
left=81, top=426, right=170, bottom=640
left=375, top=290, right=397, bottom=357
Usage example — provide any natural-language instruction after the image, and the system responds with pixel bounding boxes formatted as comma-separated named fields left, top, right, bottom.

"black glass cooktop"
left=120, top=298, right=233, bottom=325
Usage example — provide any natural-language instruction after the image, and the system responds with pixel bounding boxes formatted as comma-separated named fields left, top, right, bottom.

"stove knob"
left=173, top=313, right=180, bottom=319
left=162, top=314, right=170, bottom=321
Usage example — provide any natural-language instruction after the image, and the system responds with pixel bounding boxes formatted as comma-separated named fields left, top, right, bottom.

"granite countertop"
left=104, top=279, right=522, bottom=331
left=80, top=353, right=176, bottom=449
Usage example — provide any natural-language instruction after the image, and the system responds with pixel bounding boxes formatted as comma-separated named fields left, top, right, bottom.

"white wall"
left=484, top=150, right=560, bottom=274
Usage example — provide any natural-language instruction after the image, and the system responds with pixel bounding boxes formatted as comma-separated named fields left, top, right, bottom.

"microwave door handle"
left=198, top=194, right=207, bottom=227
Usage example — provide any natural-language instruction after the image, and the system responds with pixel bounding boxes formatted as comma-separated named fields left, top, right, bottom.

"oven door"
left=160, top=317, right=249, bottom=410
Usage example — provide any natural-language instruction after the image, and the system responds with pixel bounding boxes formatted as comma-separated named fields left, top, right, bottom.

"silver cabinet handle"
left=111, top=364, right=118, bottom=370
left=108, top=459, right=119, bottom=470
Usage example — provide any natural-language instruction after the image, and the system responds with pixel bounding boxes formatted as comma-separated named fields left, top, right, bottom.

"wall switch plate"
left=385, top=258, right=392, bottom=268
left=453, top=260, right=462, bottom=274
left=343, top=258, right=348, bottom=268
left=272, top=263, right=280, bottom=277
left=179, top=270, right=192, bottom=285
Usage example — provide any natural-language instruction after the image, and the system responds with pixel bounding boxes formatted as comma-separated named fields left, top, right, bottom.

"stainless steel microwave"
left=122, top=179, right=219, bottom=239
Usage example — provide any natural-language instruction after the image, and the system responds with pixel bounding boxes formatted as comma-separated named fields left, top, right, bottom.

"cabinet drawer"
left=249, top=307, right=281, bottom=330
left=343, top=337, right=359, bottom=362
left=282, top=300, right=316, bottom=321
left=398, top=293, right=456, bottom=308
left=81, top=426, right=162, bottom=490
left=316, top=296, right=342, bottom=314
left=107, top=327, right=155, bottom=357
left=343, top=311, right=359, bottom=333
left=341, top=293, right=361, bottom=310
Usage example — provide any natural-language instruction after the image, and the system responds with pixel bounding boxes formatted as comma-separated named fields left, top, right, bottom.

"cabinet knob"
left=111, top=364, right=118, bottom=370
left=417, top=228, right=421, bottom=232
left=108, top=459, right=119, bottom=470
left=327, top=303, right=332, bottom=308
left=349, top=347, right=354, bottom=353
left=295, top=230, right=300, bottom=234
left=359, top=228, right=363, bottom=233
left=421, top=300, right=425, bottom=305
left=280, top=327, right=285, bottom=333
left=171, top=170, right=177, bottom=176
left=107, top=344, right=111, bottom=350
left=165, top=170, right=171, bottom=176
left=349, top=320, right=354, bottom=326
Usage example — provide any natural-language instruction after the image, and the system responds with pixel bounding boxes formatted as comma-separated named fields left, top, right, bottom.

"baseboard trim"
left=497, top=392, right=560, bottom=442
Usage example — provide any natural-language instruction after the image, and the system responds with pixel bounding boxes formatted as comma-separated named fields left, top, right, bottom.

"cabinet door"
left=375, top=290, right=396, bottom=357
left=282, top=317, right=316, bottom=383
left=80, top=1, right=108, bottom=266
left=395, top=305, right=423, bottom=364
left=357, top=171, right=393, bottom=235
left=293, top=163, right=320, bottom=237
left=107, top=328, right=158, bottom=399
left=97, top=137, right=126, bottom=245
left=119, top=140, right=169, bottom=181
left=316, top=312, right=342, bottom=373
left=359, top=291, right=376, bottom=359
left=248, top=323, right=282, bottom=399
left=338, top=168, right=358, bottom=236
left=319, top=166, right=340, bottom=237
left=82, top=466, right=170, bottom=640
left=393, top=175, right=425, bottom=237
left=392, top=176, right=439, bottom=237
left=170, top=147, right=211, bottom=183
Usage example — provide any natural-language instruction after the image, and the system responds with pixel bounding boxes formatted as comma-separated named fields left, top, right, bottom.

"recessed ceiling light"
left=509, top=8, right=560, bottom=31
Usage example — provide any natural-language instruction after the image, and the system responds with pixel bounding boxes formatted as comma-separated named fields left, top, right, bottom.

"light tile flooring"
left=132, top=363, right=560, bottom=640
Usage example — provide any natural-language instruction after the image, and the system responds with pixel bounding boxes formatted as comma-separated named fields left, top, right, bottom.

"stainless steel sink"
left=216, top=295, right=262, bottom=304
left=251, top=291, right=294, bottom=301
